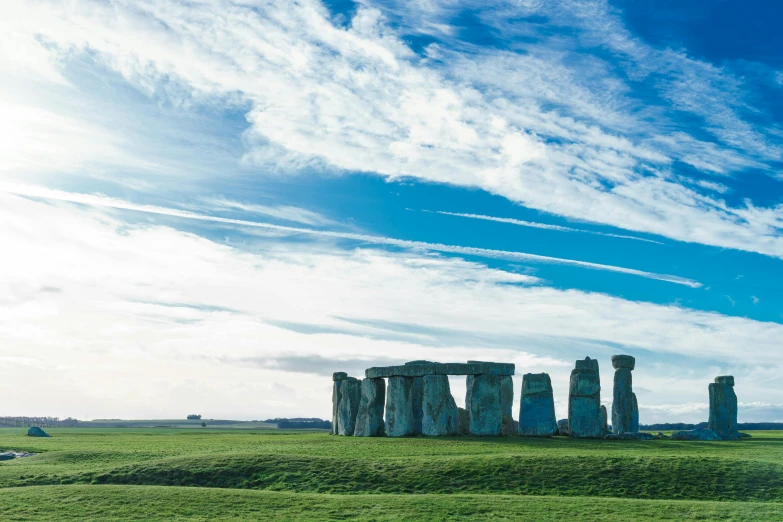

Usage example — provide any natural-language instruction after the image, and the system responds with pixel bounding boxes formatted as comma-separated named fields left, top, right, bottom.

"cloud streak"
left=1, top=183, right=700, bottom=287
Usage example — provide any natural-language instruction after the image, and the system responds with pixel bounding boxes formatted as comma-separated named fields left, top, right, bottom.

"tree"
left=200, top=422, right=207, bottom=428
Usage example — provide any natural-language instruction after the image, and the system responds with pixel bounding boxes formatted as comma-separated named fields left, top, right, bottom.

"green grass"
left=1, top=428, right=782, bottom=520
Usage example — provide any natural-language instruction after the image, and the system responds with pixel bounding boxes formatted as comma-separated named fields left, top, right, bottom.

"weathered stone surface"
left=331, top=380, right=343, bottom=435
left=469, top=374, right=503, bottom=435
left=569, top=365, right=602, bottom=438
left=612, top=367, right=634, bottom=434
left=611, top=355, right=636, bottom=370
left=366, top=361, right=515, bottom=379
left=27, top=426, right=50, bottom=438
left=354, top=378, right=386, bottom=437
left=715, top=375, right=735, bottom=386
left=631, top=393, right=639, bottom=433
left=422, top=375, right=460, bottom=436
left=670, top=428, right=722, bottom=441
left=465, top=375, right=475, bottom=414
left=457, top=407, right=470, bottom=435
left=518, top=373, right=557, bottom=437
left=574, top=357, right=600, bottom=386
left=333, top=372, right=348, bottom=381
left=557, top=419, right=571, bottom=436
left=411, top=376, right=424, bottom=435
left=600, top=405, right=608, bottom=433
left=500, top=375, right=514, bottom=418
left=605, top=432, right=655, bottom=441
left=385, top=376, right=414, bottom=437
left=709, top=378, right=738, bottom=440
left=501, top=414, right=518, bottom=436
left=337, top=378, right=361, bottom=436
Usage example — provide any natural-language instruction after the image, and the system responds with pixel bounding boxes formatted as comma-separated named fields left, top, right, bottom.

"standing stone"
left=457, top=407, right=470, bottom=435
left=500, top=375, right=514, bottom=417
left=331, top=372, right=348, bottom=435
left=385, top=376, right=414, bottom=437
left=600, top=405, right=609, bottom=433
left=337, top=377, right=361, bottom=436
left=709, top=376, right=738, bottom=440
left=422, top=375, right=460, bottom=436
left=410, top=376, right=424, bottom=435
left=557, top=419, right=571, bottom=436
left=469, top=374, right=503, bottom=435
left=518, top=373, right=557, bottom=437
left=611, top=355, right=636, bottom=434
left=575, top=357, right=600, bottom=386
left=465, top=375, right=475, bottom=413
left=631, top=393, right=639, bottom=433
left=568, top=358, right=602, bottom=438
left=354, top=378, right=386, bottom=437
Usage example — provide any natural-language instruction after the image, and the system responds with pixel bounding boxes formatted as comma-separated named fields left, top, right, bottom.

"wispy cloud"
left=1, top=183, right=700, bottom=287
left=3, top=0, right=783, bottom=258
left=430, top=210, right=663, bottom=244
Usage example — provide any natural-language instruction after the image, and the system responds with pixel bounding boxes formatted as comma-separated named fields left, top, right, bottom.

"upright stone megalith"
left=631, top=393, right=639, bottom=433
left=469, top=374, right=504, bottom=435
left=385, top=376, right=414, bottom=437
left=337, top=377, right=361, bottom=436
left=354, top=378, right=386, bottom=437
left=518, top=373, right=557, bottom=436
left=709, top=376, right=738, bottom=440
left=422, top=375, right=460, bottom=436
left=611, top=355, right=636, bottom=434
left=332, top=372, right=348, bottom=435
left=600, top=405, right=609, bottom=433
left=568, top=357, right=602, bottom=438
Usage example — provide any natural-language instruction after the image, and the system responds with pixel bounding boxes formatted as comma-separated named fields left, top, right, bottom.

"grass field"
left=1, top=428, right=781, bottom=520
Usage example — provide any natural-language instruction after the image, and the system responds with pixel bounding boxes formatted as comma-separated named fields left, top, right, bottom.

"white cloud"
left=0, top=193, right=781, bottom=421
left=2, top=0, right=782, bottom=259
left=0, top=182, right=699, bottom=286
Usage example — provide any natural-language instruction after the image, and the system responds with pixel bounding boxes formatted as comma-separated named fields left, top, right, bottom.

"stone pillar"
left=465, top=375, right=475, bottom=413
left=611, top=355, right=636, bottom=434
left=422, top=375, right=460, bottom=436
left=631, top=393, right=639, bottom=433
left=709, top=376, right=738, bottom=440
left=600, top=405, right=608, bottom=433
left=411, top=376, right=424, bottom=435
left=568, top=357, right=602, bottom=438
left=518, top=373, right=557, bottom=436
left=354, top=378, right=386, bottom=437
left=469, top=374, right=503, bottom=435
left=337, top=377, right=361, bottom=436
left=385, top=376, right=414, bottom=437
left=332, top=372, right=348, bottom=435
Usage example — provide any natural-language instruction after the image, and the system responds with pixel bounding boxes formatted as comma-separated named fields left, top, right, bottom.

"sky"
left=1, top=0, right=782, bottom=424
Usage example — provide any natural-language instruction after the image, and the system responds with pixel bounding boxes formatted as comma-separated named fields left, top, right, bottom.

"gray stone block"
left=631, top=393, right=639, bottom=433
left=518, top=373, right=557, bottom=437
left=612, top=367, right=635, bottom=434
left=337, top=378, right=361, bottom=436
left=333, top=372, right=348, bottom=381
left=601, top=405, right=608, bottom=433
left=469, top=374, right=503, bottom=435
left=611, top=355, right=635, bottom=370
left=715, top=375, right=735, bottom=386
left=557, top=419, right=571, bottom=436
left=366, top=361, right=515, bottom=378
left=385, top=376, right=414, bottom=437
left=411, top=376, right=424, bottom=435
left=670, top=428, right=722, bottom=441
left=332, top=380, right=343, bottom=435
left=569, top=366, right=602, bottom=438
left=709, top=379, right=738, bottom=440
left=500, top=375, right=514, bottom=418
left=354, top=378, right=386, bottom=437
left=457, top=407, right=470, bottom=435
left=421, top=375, right=459, bottom=436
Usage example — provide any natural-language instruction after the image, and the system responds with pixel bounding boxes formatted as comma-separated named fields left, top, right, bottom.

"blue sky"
left=1, top=0, right=782, bottom=423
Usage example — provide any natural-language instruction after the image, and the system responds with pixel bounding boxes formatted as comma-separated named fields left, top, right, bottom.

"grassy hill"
left=1, top=428, right=781, bottom=520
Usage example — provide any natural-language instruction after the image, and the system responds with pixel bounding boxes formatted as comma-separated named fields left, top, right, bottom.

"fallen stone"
left=385, top=376, right=414, bottom=437
left=518, top=373, right=558, bottom=437
left=469, top=374, right=503, bottom=435
left=366, top=361, right=514, bottom=379
left=568, top=364, right=603, bottom=438
left=709, top=376, right=738, bottom=441
left=27, top=427, right=50, bottom=438
left=354, top=378, right=386, bottom=437
left=557, top=419, right=571, bottom=436
left=0, top=451, right=35, bottom=460
left=421, top=375, right=460, bottom=436
left=337, top=378, right=361, bottom=436
left=670, top=428, right=722, bottom=441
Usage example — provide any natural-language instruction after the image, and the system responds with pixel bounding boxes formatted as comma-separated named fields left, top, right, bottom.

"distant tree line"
left=0, top=416, right=80, bottom=428
left=186, top=414, right=202, bottom=420
left=268, top=418, right=332, bottom=429
left=641, top=422, right=783, bottom=431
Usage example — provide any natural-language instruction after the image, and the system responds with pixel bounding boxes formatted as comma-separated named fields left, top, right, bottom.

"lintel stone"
left=366, top=361, right=514, bottom=378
